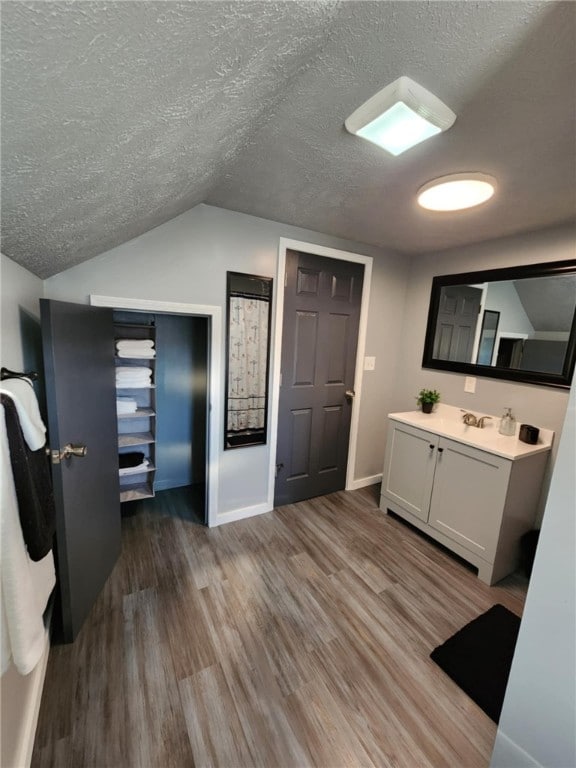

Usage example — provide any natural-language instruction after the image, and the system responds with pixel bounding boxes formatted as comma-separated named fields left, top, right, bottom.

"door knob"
left=345, top=389, right=355, bottom=401
left=47, top=443, right=88, bottom=464
left=60, top=443, right=88, bottom=460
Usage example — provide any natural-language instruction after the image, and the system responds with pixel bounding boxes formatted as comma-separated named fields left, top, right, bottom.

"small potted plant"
left=416, top=388, right=440, bottom=414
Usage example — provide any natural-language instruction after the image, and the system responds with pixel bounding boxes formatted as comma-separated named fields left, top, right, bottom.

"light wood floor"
left=32, top=485, right=527, bottom=768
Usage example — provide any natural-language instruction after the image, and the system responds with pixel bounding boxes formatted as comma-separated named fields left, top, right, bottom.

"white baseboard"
left=213, top=501, right=272, bottom=527
left=213, top=477, right=382, bottom=526
left=347, top=473, right=382, bottom=491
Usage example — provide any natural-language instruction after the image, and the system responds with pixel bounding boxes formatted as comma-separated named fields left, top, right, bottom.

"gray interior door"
left=433, top=286, right=482, bottom=362
left=41, top=299, right=121, bottom=642
left=275, top=251, right=364, bottom=506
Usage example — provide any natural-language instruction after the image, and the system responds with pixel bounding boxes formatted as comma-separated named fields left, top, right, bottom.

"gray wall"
left=391, top=223, right=574, bottom=521
left=491, top=374, right=575, bottom=767
left=484, top=281, right=534, bottom=336
left=44, top=203, right=410, bottom=514
left=1, top=252, right=44, bottom=372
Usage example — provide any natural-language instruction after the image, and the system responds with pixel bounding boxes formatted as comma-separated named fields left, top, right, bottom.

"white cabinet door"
left=382, top=422, right=438, bottom=523
left=428, top=438, right=511, bottom=560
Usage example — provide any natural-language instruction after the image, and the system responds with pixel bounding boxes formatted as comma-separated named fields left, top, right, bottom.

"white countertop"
left=388, top=404, right=554, bottom=460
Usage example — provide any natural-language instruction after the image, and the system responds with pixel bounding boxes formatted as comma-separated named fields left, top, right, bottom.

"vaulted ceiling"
left=515, top=276, right=576, bottom=332
left=2, top=1, right=575, bottom=278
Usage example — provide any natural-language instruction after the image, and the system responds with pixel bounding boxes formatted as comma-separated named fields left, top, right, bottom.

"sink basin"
left=388, top=404, right=554, bottom=460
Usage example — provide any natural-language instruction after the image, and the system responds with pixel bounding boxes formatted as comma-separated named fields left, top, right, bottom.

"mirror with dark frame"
left=225, top=271, right=273, bottom=449
left=422, top=259, right=576, bottom=388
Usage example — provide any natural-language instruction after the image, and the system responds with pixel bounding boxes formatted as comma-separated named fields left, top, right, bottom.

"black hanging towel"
left=1, top=393, right=56, bottom=560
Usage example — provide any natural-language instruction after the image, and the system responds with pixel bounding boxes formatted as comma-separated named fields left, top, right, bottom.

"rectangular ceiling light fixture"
left=345, top=76, right=456, bottom=156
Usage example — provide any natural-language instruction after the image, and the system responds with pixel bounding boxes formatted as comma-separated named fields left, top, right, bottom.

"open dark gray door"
left=275, top=251, right=364, bottom=506
left=41, top=299, right=120, bottom=642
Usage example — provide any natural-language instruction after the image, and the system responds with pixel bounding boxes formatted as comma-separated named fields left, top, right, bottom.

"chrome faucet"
left=461, top=411, right=492, bottom=428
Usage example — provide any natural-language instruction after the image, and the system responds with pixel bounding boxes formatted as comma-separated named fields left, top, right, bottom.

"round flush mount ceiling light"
left=417, top=173, right=496, bottom=211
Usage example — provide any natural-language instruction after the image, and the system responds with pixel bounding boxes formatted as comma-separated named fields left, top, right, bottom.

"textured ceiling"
left=1, top=1, right=575, bottom=278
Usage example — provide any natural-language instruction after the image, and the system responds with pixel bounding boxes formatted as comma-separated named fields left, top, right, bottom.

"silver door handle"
left=61, top=443, right=88, bottom=460
left=46, top=443, right=88, bottom=464
left=345, top=389, right=355, bottom=401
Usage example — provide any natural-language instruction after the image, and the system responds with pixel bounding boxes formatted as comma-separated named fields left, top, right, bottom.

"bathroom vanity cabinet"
left=380, top=410, right=553, bottom=585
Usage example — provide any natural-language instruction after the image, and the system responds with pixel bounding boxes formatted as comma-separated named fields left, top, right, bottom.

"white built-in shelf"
left=115, top=384, right=155, bottom=389
left=117, top=408, right=156, bottom=420
left=118, top=432, right=154, bottom=448
left=119, top=462, right=156, bottom=477
left=114, top=314, right=157, bottom=506
left=120, top=484, right=155, bottom=503
left=114, top=322, right=156, bottom=331
left=115, top=357, right=156, bottom=363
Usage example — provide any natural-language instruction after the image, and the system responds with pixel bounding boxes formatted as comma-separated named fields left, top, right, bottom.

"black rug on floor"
left=430, top=604, right=521, bottom=723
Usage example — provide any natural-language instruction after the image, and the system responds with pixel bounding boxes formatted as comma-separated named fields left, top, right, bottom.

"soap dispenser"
left=499, top=407, right=516, bottom=436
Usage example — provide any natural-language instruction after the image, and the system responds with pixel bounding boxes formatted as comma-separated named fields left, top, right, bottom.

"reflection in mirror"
left=225, top=272, right=273, bottom=449
left=433, top=284, right=482, bottom=362
left=423, top=260, right=576, bottom=388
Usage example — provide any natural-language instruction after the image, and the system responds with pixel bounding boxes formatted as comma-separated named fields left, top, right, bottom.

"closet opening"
left=114, top=309, right=209, bottom=526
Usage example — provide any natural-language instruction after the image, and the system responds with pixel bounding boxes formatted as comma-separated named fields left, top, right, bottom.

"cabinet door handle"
left=429, top=444, right=435, bottom=450
left=437, top=447, right=444, bottom=453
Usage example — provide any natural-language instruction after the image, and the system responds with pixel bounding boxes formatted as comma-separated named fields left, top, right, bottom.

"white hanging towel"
left=0, top=378, right=46, bottom=450
left=0, top=387, right=55, bottom=675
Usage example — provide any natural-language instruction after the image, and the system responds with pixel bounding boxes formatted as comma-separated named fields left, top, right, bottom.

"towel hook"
left=1, top=367, right=38, bottom=382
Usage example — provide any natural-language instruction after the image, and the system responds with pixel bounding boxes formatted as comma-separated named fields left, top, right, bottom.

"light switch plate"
left=464, top=376, right=476, bottom=393
left=364, top=356, right=376, bottom=371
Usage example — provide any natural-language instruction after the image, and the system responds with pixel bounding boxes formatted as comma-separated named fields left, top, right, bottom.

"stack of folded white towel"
left=115, top=366, right=153, bottom=388
left=116, top=397, right=138, bottom=415
left=116, top=339, right=155, bottom=359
